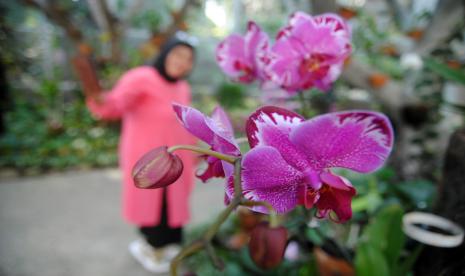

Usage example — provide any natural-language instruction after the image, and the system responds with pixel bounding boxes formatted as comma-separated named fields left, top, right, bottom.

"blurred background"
left=0, top=0, right=464, bottom=275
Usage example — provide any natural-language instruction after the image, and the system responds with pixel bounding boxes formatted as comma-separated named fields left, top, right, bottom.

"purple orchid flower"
left=266, top=12, right=352, bottom=93
left=216, top=21, right=270, bottom=84
left=172, top=103, right=241, bottom=185
left=242, top=106, right=393, bottom=223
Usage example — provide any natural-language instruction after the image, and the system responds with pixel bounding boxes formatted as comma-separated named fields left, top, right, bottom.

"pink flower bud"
left=132, top=146, right=183, bottom=189
left=248, top=222, right=288, bottom=269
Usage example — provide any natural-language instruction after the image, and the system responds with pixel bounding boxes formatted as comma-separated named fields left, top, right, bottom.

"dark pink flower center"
left=300, top=54, right=332, bottom=74
left=296, top=53, right=333, bottom=89
left=234, top=60, right=255, bottom=82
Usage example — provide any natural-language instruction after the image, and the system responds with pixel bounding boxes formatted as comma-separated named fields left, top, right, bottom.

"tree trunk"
left=310, top=0, right=337, bottom=14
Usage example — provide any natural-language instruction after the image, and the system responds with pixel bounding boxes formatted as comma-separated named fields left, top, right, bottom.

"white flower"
left=400, top=53, right=423, bottom=70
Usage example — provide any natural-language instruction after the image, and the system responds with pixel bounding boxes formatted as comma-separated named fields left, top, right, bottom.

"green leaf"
left=394, top=180, right=435, bottom=209
left=396, top=245, right=424, bottom=276
left=424, top=57, right=465, bottom=86
left=355, top=243, right=390, bottom=276
left=306, top=228, right=324, bottom=246
left=360, top=204, right=406, bottom=269
left=351, top=192, right=383, bottom=213
left=380, top=205, right=405, bottom=267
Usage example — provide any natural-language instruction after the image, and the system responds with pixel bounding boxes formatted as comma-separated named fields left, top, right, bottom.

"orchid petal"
left=314, top=13, right=351, bottom=38
left=173, top=103, right=239, bottom=155
left=210, top=106, right=235, bottom=140
left=266, top=12, right=351, bottom=92
left=216, top=34, right=248, bottom=80
left=216, top=21, right=269, bottom=83
left=320, top=171, right=353, bottom=191
left=246, top=106, right=309, bottom=170
left=290, top=111, right=394, bottom=173
left=242, top=146, right=303, bottom=213
left=245, top=21, right=270, bottom=80
left=246, top=106, right=304, bottom=148
left=196, top=156, right=225, bottom=182
left=224, top=175, right=235, bottom=204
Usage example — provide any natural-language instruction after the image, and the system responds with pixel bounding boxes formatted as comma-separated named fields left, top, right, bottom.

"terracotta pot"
left=446, top=60, right=462, bottom=69
left=380, top=45, right=399, bottom=56
left=314, top=247, right=354, bottom=276
left=406, top=28, right=424, bottom=40
left=368, top=73, right=389, bottom=89
left=338, top=7, right=357, bottom=20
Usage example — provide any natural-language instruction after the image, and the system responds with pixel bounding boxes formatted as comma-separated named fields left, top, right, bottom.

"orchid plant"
left=132, top=11, right=394, bottom=275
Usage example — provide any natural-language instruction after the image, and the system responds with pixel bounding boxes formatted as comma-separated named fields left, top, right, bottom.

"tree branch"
left=20, top=0, right=85, bottom=46
left=415, top=0, right=464, bottom=55
left=341, top=60, right=405, bottom=112
left=86, top=0, right=121, bottom=62
left=385, top=0, right=410, bottom=30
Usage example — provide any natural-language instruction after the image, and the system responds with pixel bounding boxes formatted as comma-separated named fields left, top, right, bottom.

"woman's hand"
left=92, top=93, right=105, bottom=105
left=72, top=55, right=102, bottom=99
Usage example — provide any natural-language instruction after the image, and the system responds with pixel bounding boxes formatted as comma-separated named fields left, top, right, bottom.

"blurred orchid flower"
left=267, top=12, right=352, bottom=93
left=173, top=103, right=241, bottom=185
left=216, top=21, right=270, bottom=84
left=242, top=106, right=393, bottom=222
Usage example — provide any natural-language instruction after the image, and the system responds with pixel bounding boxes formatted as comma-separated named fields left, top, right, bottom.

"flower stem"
left=235, top=137, right=249, bottom=144
left=168, top=145, right=238, bottom=164
left=169, top=240, right=203, bottom=275
left=169, top=158, right=243, bottom=275
left=298, top=91, right=308, bottom=117
left=205, top=240, right=225, bottom=270
left=233, top=158, right=242, bottom=197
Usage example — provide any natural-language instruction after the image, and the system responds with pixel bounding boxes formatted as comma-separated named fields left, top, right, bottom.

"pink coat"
left=87, top=66, right=196, bottom=227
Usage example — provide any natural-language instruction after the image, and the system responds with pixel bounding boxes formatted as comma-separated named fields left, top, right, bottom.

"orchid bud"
left=132, top=146, right=183, bottom=189
left=238, top=207, right=264, bottom=232
left=248, top=221, right=288, bottom=269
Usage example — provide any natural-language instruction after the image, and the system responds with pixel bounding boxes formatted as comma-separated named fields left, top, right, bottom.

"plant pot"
left=314, top=247, right=354, bottom=276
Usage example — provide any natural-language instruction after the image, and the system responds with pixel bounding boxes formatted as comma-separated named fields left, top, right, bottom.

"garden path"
left=0, top=169, right=225, bottom=276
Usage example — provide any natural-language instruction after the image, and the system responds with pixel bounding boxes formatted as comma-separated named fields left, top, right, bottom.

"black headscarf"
left=152, top=33, right=196, bottom=83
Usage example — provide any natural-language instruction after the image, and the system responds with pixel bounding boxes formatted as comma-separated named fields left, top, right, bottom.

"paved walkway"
left=0, top=169, right=225, bottom=276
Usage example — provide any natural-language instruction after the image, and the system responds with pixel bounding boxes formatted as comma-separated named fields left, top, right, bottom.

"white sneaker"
left=128, top=239, right=170, bottom=274
left=163, top=244, right=181, bottom=261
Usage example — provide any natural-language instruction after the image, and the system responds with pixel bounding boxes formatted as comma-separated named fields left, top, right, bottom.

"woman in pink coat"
left=86, top=33, right=197, bottom=273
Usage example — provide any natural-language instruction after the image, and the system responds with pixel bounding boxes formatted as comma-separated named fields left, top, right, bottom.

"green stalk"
left=169, top=159, right=243, bottom=275
left=168, top=145, right=238, bottom=164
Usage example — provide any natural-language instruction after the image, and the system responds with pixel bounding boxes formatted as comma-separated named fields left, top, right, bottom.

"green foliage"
left=215, top=82, right=247, bottom=110
left=131, top=10, right=162, bottom=32
left=424, top=57, right=465, bottom=86
left=355, top=204, right=414, bottom=276
left=391, top=180, right=436, bottom=210
left=185, top=213, right=318, bottom=275
left=349, top=168, right=436, bottom=215
left=355, top=243, right=390, bottom=276
left=0, top=85, right=119, bottom=172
